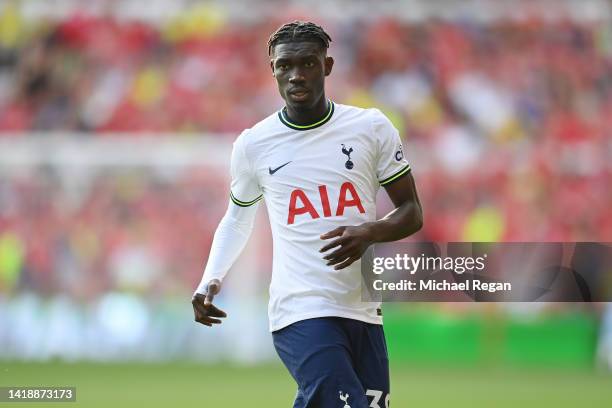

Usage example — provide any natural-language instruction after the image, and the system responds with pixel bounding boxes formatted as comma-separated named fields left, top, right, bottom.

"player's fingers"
left=334, top=255, right=360, bottom=270
left=326, top=249, right=355, bottom=266
left=328, top=256, right=350, bottom=267
left=320, top=226, right=345, bottom=240
left=195, top=318, right=212, bottom=327
left=194, top=306, right=226, bottom=325
left=324, top=239, right=359, bottom=260
left=206, top=304, right=227, bottom=318
left=324, top=247, right=352, bottom=264
left=319, top=237, right=347, bottom=253
left=202, top=317, right=223, bottom=325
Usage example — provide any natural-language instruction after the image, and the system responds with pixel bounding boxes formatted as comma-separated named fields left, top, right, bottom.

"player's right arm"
left=192, top=131, right=262, bottom=327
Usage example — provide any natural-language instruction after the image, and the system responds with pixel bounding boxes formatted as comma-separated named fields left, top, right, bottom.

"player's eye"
left=304, top=61, right=315, bottom=68
left=277, top=64, right=289, bottom=71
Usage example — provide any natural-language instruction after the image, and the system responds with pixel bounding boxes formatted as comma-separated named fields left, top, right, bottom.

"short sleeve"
left=372, top=109, right=411, bottom=186
left=229, top=130, right=263, bottom=207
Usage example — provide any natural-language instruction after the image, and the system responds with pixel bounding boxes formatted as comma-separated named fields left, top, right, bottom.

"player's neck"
left=284, top=96, right=329, bottom=126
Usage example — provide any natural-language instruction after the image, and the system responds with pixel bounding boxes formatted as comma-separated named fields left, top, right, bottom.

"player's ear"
left=324, top=56, right=334, bottom=76
left=270, top=60, right=275, bottom=77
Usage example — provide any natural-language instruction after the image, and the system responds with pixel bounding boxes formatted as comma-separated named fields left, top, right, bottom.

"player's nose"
left=288, top=68, right=306, bottom=83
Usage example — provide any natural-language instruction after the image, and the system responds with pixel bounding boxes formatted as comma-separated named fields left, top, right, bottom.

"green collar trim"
left=278, top=100, right=334, bottom=131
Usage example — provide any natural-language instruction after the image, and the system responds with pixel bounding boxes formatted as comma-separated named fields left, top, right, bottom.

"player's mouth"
left=288, top=89, right=310, bottom=101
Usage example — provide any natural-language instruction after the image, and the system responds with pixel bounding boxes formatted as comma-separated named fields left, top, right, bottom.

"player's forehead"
left=271, top=42, right=324, bottom=60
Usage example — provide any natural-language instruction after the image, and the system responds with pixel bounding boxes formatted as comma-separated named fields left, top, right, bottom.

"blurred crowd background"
left=0, top=0, right=610, bottom=367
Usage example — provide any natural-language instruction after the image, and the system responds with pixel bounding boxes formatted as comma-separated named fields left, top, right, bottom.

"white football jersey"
left=230, top=101, right=411, bottom=331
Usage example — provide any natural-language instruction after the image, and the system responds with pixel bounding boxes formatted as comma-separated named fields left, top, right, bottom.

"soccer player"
left=192, top=21, right=423, bottom=408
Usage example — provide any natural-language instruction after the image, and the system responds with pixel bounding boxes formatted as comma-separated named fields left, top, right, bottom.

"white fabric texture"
left=194, top=199, right=259, bottom=295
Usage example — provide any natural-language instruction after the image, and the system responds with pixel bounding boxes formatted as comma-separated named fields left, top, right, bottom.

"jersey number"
left=287, top=182, right=365, bottom=225
left=366, top=389, right=390, bottom=408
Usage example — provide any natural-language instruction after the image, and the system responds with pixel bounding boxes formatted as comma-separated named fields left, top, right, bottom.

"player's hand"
left=192, top=279, right=227, bottom=327
left=320, top=225, right=373, bottom=270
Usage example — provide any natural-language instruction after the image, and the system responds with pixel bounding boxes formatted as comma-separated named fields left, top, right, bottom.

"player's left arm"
left=320, top=172, right=423, bottom=270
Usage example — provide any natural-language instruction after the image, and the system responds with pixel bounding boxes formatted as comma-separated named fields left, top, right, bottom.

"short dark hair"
left=268, top=21, right=332, bottom=56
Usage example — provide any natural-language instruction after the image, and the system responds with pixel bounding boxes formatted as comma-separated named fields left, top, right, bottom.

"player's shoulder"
left=241, top=110, right=281, bottom=139
left=334, top=103, right=394, bottom=132
left=334, top=103, right=389, bottom=123
left=232, top=110, right=279, bottom=151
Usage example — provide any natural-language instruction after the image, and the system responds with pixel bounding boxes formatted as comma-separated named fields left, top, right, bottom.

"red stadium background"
left=0, top=1, right=610, bottom=406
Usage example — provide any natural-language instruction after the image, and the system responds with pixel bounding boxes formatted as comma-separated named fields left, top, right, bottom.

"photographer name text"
left=372, top=279, right=511, bottom=293
left=371, top=254, right=511, bottom=293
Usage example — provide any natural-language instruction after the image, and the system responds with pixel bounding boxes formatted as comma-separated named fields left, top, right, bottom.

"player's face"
left=270, top=42, right=333, bottom=110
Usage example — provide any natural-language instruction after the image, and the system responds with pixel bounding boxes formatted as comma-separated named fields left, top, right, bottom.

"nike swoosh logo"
left=268, top=161, right=292, bottom=175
